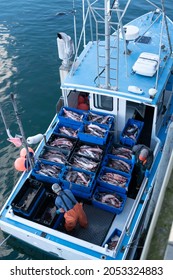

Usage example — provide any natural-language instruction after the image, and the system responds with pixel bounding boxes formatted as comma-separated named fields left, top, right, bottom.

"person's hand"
left=56, top=208, right=65, bottom=214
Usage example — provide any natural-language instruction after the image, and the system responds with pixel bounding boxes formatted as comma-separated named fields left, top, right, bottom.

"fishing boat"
left=0, top=0, right=173, bottom=260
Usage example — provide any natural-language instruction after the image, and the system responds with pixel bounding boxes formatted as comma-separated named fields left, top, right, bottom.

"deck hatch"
left=135, top=36, right=151, bottom=44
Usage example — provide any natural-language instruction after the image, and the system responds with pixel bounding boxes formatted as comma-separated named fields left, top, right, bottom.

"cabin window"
left=93, top=94, right=113, bottom=111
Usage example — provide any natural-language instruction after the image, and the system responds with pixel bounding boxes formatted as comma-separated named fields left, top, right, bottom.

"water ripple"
left=0, top=24, right=18, bottom=99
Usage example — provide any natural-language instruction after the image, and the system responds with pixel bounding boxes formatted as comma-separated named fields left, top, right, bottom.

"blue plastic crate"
left=53, top=213, right=64, bottom=229
left=108, top=143, right=133, bottom=161
left=32, top=192, right=64, bottom=228
left=102, top=154, right=134, bottom=174
left=97, top=166, right=131, bottom=193
left=46, top=133, right=77, bottom=152
left=69, top=153, right=100, bottom=173
left=71, top=188, right=94, bottom=200
left=102, top=228, right=122, bottom=250
left=120, top=118, right=144, bottom=147
left=60, top=182, right=94, bottom=200
left=53, top=121, right=81, bottom=139
left=85, top=110, right=115, bottom=127
left=60, top=166, right=96, bottom=193
left=11, top=179, right=45, bottom=218
left=32, top=160, right=64, bottom=184
left=58, top=106, right=86, bottom=125
left=92, top=185, right=127, bottom=214
left=73, top=141, right=105, bottom=161
left=39, top=145, right=70, bottom=164
left=78, top=122, right=110, bottom=145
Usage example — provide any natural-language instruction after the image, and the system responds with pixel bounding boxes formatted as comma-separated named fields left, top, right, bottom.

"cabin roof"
left=62, top=12, right=173, bottom=106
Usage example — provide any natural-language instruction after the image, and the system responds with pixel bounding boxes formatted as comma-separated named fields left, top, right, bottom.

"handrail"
left=113, top=141, right=160, bottom=258
left=125, top=178, right=149, bottom=234
left=141, top=150, right=173, bottom=259
left=112, top=177, right=150, bottom=258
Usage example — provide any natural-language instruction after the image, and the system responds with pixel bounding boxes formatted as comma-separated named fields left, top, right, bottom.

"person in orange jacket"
left=52, top=183, right=88, bottom=231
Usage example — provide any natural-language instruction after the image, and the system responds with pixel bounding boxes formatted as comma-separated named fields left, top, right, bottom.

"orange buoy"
left=14, top=157, right=27, bottom=171
left=20, top=147, right=34, bottom=158
left=77, top=103, right=89, bottom=111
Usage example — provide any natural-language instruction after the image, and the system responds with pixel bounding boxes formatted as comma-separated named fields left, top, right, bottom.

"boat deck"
left=58, top=198, right=134, bottom=247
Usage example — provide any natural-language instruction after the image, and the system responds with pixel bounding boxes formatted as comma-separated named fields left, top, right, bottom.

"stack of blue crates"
left=53, top=121, right=81, bottom=139
left=97, top=166, right=130, bottom=194
left=78, top=122, right=109, bottom=145
left=92, top=184, right=127, bottom=214
left=120, top=118, right=144, bottom=147
left=102, top=154, right=134, bottom=175
left=60, top=166, right=96, bottom=199
left=32, top=160, right=64, bottom=184
left=34, top=107, right=115, bottom=201
left=58, top=106, right=86, bottom=125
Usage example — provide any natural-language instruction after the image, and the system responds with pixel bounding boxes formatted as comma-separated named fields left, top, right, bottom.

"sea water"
left=0, top=0, right=173, bottom=260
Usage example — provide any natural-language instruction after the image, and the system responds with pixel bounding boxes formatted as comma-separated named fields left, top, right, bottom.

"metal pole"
left=114, top=0, right=128, bottom=55
left=73, top=0, right=77, bottom=51
left=0, top=234, right=11, bottom=247
left=0, top=102, right=13, bottom=138
left=82, top=0, right=86, bottom=47
left=161, top=0, right=172, bottom=54
left=10, top=94, right=34, bottom=169
left=105, top=0, right=110, bottom=88
left=155, top=11, right=164, bottom=89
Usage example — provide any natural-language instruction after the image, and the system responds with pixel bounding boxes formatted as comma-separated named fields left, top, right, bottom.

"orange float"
left=14, top=157, right=27, bottom=171
left=20, top=147, right=34, bottom=158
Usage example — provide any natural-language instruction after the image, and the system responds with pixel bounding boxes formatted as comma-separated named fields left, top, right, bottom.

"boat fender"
left=27, top=134, right=43, bottom=145
left=128, top=86, right=143, bottom=94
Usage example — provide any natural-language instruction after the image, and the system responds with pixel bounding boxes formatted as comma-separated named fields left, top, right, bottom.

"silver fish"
left=59, top=126, right=78, bottom=137
left=108, top=158, right=131, bottom=173
left=63, top=108, right=83, bottom=121
left=72, top=156, right=98, bottom=171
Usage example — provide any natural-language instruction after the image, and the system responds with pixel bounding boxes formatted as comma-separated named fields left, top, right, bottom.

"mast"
left=104, top=0, right=111, bottom=89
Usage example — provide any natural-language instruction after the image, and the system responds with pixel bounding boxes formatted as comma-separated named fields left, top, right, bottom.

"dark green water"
left=0, top=0, right=172, bottom=260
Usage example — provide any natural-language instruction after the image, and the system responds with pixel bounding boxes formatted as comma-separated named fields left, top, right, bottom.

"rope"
left=0, top=234, right=11, bottom=247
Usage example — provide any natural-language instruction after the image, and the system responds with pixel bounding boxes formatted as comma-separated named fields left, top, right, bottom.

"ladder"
left=88, top=0, right=125, bottom=90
